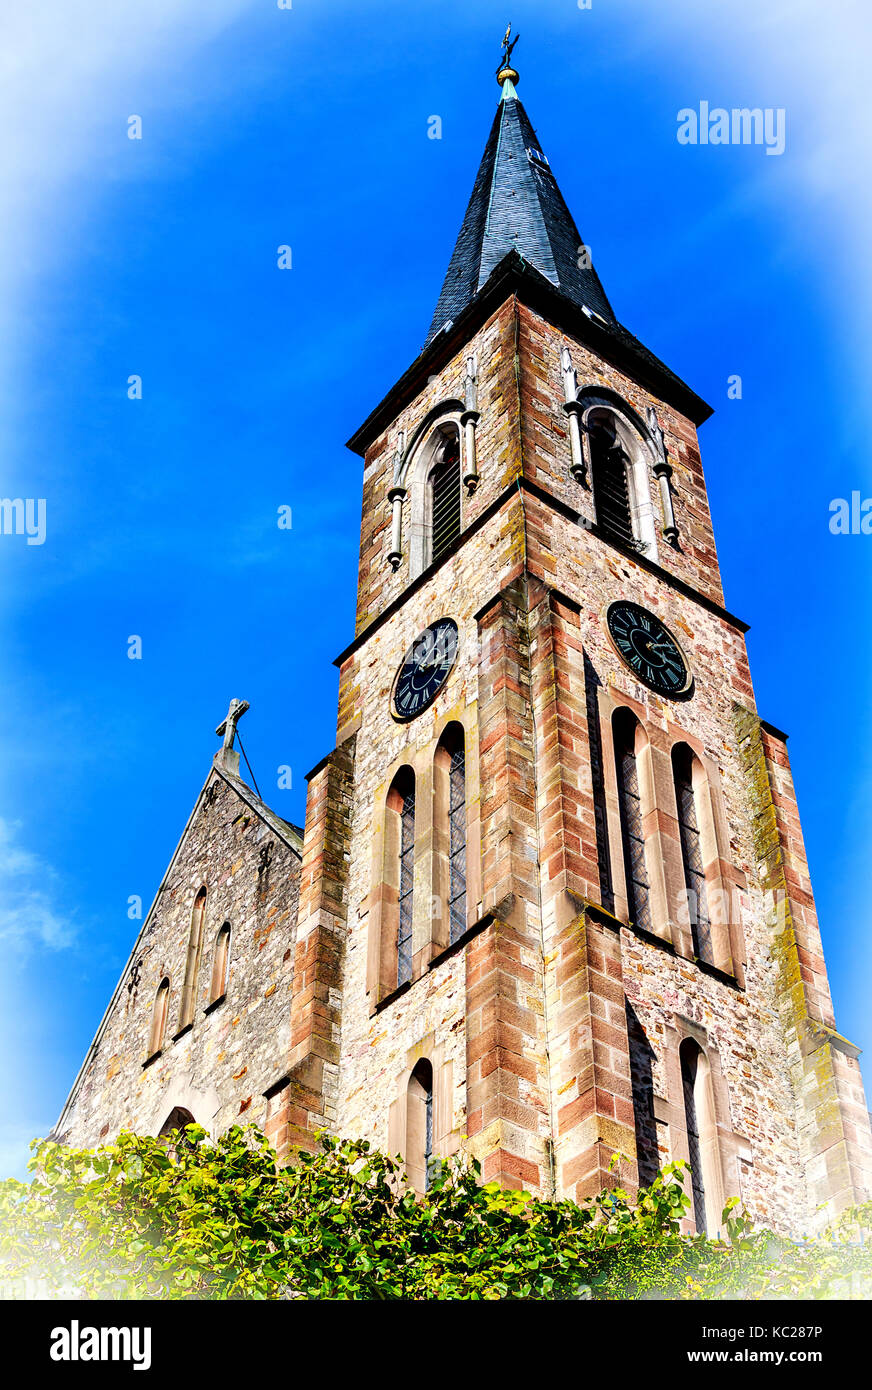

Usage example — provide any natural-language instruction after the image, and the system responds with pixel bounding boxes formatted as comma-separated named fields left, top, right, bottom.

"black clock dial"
left=606, top=602, right=692, bottom=697
left=392, top=618, right=459, bottom=721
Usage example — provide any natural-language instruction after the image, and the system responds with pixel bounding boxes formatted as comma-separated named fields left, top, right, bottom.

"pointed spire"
left=348, top=35, right=713, bottom=456
left=426, top=40, right=616, bottom=346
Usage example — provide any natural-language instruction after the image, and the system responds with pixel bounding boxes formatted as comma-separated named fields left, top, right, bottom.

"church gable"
left=55, top=767, right=302, bottom=1148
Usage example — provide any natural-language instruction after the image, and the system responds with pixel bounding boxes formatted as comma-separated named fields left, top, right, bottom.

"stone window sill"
left=204, top=994, right=226, bottom=1015
left=426, top=913, right=493, bottom=972
left=372, top=912, right=494, bottom=1015
left=622, top=915, right=743, bottom=991
left=373, top=978, right=412, bottom=1015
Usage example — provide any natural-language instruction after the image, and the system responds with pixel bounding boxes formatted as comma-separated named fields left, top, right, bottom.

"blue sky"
left=1, top=0, right=870, bottom=1178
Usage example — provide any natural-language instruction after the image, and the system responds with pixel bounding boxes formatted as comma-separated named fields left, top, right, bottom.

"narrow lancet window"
left=406, top=1059, right=434, bottom=1192
left=446, top=731, right=467, bottom=945
left=210, top=922, right=231, bottom=1003
left=613, top=710, right=651, bottom=931
left=179, top=887, right=207, bottom=1030
left=680, top=1040, right=708, bottom=1234
left=148, top=978, right=170, bottom=1057
left=584, top=654, right=614, bottom=913
left=397, top=774, right=416, bottom=988
left=673, top=745, right=713, bottom=964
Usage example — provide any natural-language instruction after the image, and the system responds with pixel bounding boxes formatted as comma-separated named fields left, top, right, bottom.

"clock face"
left=392, top=618, right=459, bottom=721
left=606, top=602, right=692, bottom=698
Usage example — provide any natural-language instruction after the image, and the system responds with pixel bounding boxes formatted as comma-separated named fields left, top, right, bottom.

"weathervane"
left=496, top=22, right=520, bottom=85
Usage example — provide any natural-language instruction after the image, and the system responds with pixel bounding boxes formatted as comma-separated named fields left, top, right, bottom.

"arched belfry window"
left=579, top=395, right=659, bottom=558
left=403, top=410, right=465, bottom=579
left=429, top=427, right=461, bottom=565
left=406, top=1059, right=434, bottom=1193
left=672, top=745, right=714, bottom=965
left=434, top=724, right=467, bottom=948
left=179, top=887, right=207, bottom=1031
left=680, top=1039, right=709, bottom=1234
left=148, top=977, right=170, bottom=1058
left=613, top=709, right=651, bottom=932
left=589, top=409, right=634, bottom=546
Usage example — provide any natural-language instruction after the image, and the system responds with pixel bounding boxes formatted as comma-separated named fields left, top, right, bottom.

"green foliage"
left=0, top=1126, right=869, bottom=1300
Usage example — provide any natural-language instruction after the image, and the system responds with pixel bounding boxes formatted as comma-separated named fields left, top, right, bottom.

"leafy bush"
left=0, top=1126, right=868, bottom=1300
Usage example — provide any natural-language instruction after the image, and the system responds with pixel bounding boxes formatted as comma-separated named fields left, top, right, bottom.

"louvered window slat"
left=590, top=417, right=635, bottom=545
left=431, top=433, right=461, bottom=563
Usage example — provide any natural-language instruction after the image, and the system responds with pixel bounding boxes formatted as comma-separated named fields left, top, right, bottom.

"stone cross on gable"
left=214, top=698, right=249, bottom=774
left=216, top=697, right=249, bottom=751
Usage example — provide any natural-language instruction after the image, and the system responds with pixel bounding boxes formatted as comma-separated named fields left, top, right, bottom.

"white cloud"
left=0, top=0, right=259, bottom=367
left=633, top=0, right=872, bottom=330
left=0, top=818, right=73, bottom=953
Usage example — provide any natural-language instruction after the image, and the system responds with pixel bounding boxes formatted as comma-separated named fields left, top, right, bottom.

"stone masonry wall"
left=514, top=308, right=869, bottom=1231
left=523, top=481, right=810, bottom=1230
left=320, top=292, right=871, bottom=1234
left=517, top=302, right=726, bottom=610
left=56, top=770, right=301, bottom=1148
left=59, top=284, right=871, bottom=1245
left=736, top=712, right=872, bottom=1226
left=354, top=299, right=522, bottom=635
left=334, top=499, right=542, bottom=1176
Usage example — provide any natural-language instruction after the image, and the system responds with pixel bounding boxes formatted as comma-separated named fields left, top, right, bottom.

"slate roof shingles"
left=426, top=84, right=615, bottom=345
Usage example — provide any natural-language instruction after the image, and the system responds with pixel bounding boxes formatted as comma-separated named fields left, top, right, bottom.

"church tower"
left=269, top=43, right=872, bottom=1234
left=56, top=39, right=872, bottom=1240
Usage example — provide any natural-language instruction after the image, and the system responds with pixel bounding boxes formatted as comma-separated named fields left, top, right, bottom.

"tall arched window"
left=385, top=768, right=416, bottom=990
left=672, top=745, right=714, bottom=965
left=429, top=427, right=461, bottom=565
left=406, top=1059, right=434, bottom=1193
left=148, top=977, right=170, bottom=1058
left=589, top=409, right=634, bottom=546
left=434, top=723, right=467, bottom=948
left=579, top=396, right=659, bottom=556
left=613, top=709, right=651, bottom=931
left=209, top=922, right=231, bottom=1004
left=179, top=887, right=207, bottom=1031
left=680, top=1039, right=708, bottom=1234
left=374, top=766, right=418, bottom=1001
left=446, top=734, right=466, bottom=945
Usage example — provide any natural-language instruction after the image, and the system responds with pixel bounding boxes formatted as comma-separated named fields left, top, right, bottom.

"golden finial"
left=496, top=22, right=520, bottom=86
